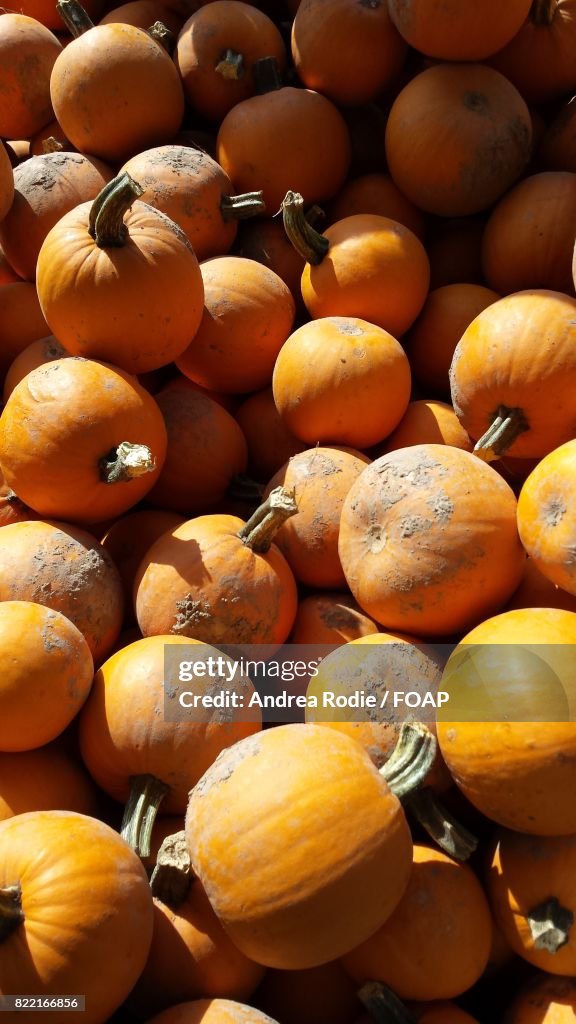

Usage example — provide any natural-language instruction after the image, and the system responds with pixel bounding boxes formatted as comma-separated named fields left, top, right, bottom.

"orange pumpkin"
left=504, top=974, right=576, bottom=1024
left=0, top=472, right=38, bottom=528
left=235, top=387, right=306, bottom=482
left=385, top=64, right=532, bottom=216
left=28, top=119, right=72, bottom=157
left=538, top=95, right=576, bottom=173
left=0, top=151, right=113, bottom=282
left=272, top=316, right=412, bottom=447
left=0, top=744, right=99, bottom=821
left=0, top=244, right=20, bottom=286
left=234, top=216, right=307, bottom=305
left=17, top=0, right=102, bottom=30
left=0, top=810, right=154, bottom=1021
left=0, top=14, right=62, bottom=139
left=0, top=282, right=50, bottom=383
left=0, top=358, right=168, bottom=524
left=516, top=440, right=576, bottom=596
left=505, top=557, right=576, bottom=614
left=450, top=290, right=576, bottom=460
left=338, top=444, right=525, bottom=636
left=36, top=173, right=204, bottom=375
left=0, top=143, right=13, bottom=224
left=387, top=0, right=531, bottom=59
left=101, top=509, right=186, bottom=609
left=146, top=1001, right=281, bottom=1024
left=254, top=961, right=361, bottom=1024
left=326, top=172, right=425, bottom=240
left=489, top=0, right=576, bottom=106
left=100, top=0, right=183, bottom=32
left=410, top=1003, right=480, bottom=1024
left=3, top=336, right=68, bottom=401
left=290, top=592, right=379, bottom=645
left=377, top=400, right=473, bottom=456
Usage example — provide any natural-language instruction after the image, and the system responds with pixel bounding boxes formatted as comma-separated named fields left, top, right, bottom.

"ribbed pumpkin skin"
left=0, top=811, right=154, bottom=1023
left=186, top=724, right=413, bottom=969
left=517, top=440, right=576, bottom=596
left=0, top=14, right=62, bottom=139
left=387, top=0, right=532, bottom=60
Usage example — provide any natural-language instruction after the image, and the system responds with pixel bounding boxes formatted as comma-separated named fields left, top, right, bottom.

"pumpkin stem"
left=358, top=982, right=417, bottom=1024
left=531, top=0, right=557, bottom=24
left=0, top=883, right=25, bottom=942
left=121, top=774, right=170, bottom=858
left=253, top=55, right=284, bottom=94
left=148, top=21, right=175, bottom=52
left=404, top=786, right=478, bottom=862
left=528, top=897, right=573, bottom=953
left=88, top=171, right=145, bottom=248
left=56, top=0, right=94, bottom=35
left=150, top=830, right=193, bottom=908
left=41, top=136, right=64, bottom=154
left=281, top=190, right=330, bottom=265
left=473, top=405, right=529, bottom=462
left=99, top=442, right=156, bottom=484
left=215, top=48, right=245, bottom=80
left=379, top=721, right=436, bottom=801
left=220, top=191, right=266, bottom=221
left=237, top=485, right=298, bottom=553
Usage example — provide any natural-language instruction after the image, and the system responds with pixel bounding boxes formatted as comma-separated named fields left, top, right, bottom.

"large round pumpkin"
left=516, top=440, right=576, bottom=596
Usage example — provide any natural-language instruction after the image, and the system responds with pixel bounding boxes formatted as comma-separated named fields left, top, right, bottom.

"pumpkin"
left=338, top=444, right=525, bottom=636
left=326, top=173, right=425, bottom=240
left=0, top=244, right=20, bottom=286
left=100, top=0, right=183, bottom=32
left=36, top=173, right=204, bottom=375
left=342, top=845, right=492, bottom=1000
left=427, top=218, right=486, bottom=289
left=17, top=0, right=102, bottom=30
left=538, top=95, right=576, bottom=173
left=101, top=509, right=186, bottom=610
left=235, top=387, right=306, bottom=482
left=291, top=0, right=407, bottom=106
left=489, top=0, right=576, bottom=106
left=0, top=282, right=50, bottom=382
left=436, top=607, right=576, bottom=835
left=385, top=64, right=532, bottom=217
left=0, top=519, right=124, bottom=664
left=185, top=722, right=434, bottom=968
left=0, top=357, right=168, bottom=524
left=176, top=1, right=287, bottom=122
left=0, top=810, right=153, bottom=1021
left=0, top=151, right=113, bottom=282
left=134, top=488, right=298, bottom=646
left=3, top=336, right=68, bottom=401
left=146, top=1000, right=280, bottom=1024
left=121, top=146, right=265, bottom=264
left=377, top=400, right=473, bottom=456
left=516, top=440, right=576, bottom=596
left=290, top=592, right=379, bottom=645
left=234, top=217, right=307, bottom=305
left=281, top=193, right=430, bottom=337
left=49, top=1, right=185, bottom=163
left=159, top=374, right=239, bottom=414
left=145, top=387, right=248, bottom=515
left=262, top=447, right=370, bottom=588
left=272, top=315, right=412, bottom=447
left=0, top=14, right=61, bottom=139
left=254, top=961, right=361, bottom=1024
left=176, top=256, right=295, bottom=394
left=79, top=634, right=261, bottom=855
left=0, top=144, right=13, bottom=224
left=482, top=172, right=576, bottom=295
left=505, top=557, right=576, bottom=614
left=387, top=0, right=531, bottom=59
left=216, top=58, right=351, bottom=210
left=450, top=290, right=576, bottom=461
left=488, top=830, right=576, bottom=975
left=504, top=974, right=576, bottom=1024
left=404, top=284, right=500, bottom=399
left=410, top=1003, right=480, bottom=1024
left=354, top=988, right=481, bottom=1024
left=0, top=744, right=99, bottom=821
left=0, top=472, right=38, bottom=528
left=29, top=119, right=72, bottom=157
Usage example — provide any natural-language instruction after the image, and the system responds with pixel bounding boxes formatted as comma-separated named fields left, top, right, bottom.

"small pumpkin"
left=0, top=14, right=62, bottom=139
left=234, top=216, right=307, bottom=305
left=290, top=592, right=379, bottom=645
left=101, top=509, right=186, bottom=610
left=505, top=557, right=576, bottom=614
left=0, top=743, right=99, bottom=821
left=235, top=387, right=306, bottom=482
left=489, top=0, right=576, bottom=106
left=538, top=95, right=576, bottom=173
left=326, top=172, right=425, bottom=240
left=100, top=0, right=183, bottom=32
left=0, top=282, right=50, bottom=383
left=387, top=0, right=531, bottom=59
left=254, top=960, right=361, bottom=1024
left=516, top=440, right=576, bottom=596
left=377, top=400, right=473, bottom=456
left=3, top=336, right=68, bottom=401
left=0, top=244, right=20, bottom=286
left=146, top=1000, right=281, bottom=1024
left=504, top=973, right=576, bottom=1024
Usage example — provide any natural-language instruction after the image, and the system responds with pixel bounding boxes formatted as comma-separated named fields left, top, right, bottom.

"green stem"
left=281, top=190, right=329, bottom=264
left=237, top=485, right=297, bottom=554
left=379, top=722, right=436, bottom=801
left=220, top=191, right=266, bottom=222
left=215, top=48, right=245, bottom=80
left=528, top=897, right=573, bottom=953
left=359, top=982, right=417, bottom=1024
left=120, top=775, right=170, bottom=858
left=148, top=21, right=175, bottom=52
left=150, top=830, right=193, bottom=908
left=99, top=442, right=156, bottom=484
left=473, top=405, right=529, bottom=462
left=88, top=172, right=144, bottom=248
left=0, top=884, right=25, bottom=943
left=56, top=0, right=94, bottom=35
left=404, top=786, right=478, bottom=862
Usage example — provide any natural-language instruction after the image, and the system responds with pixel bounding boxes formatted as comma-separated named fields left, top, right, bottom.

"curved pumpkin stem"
left=88, top=172, right=145, bottom=248
left=528, top=897, right=573, bottom=953
left=281, top=191, right=330, bottom=264
left=404, top=786, right=478, bottom=862
left=215, top=48, right=245, bottom=80
left=121, top=774, right=170, bottom=858
left=220, top=191, right=266, bottom=221
left=150, top=830, right=193, bottom=908
left=237, top=485, right=298, bottom=553
left=379, top=721, right=436, bottom=800
left=0, top=883, right=25, bottom=942
left=99, top=442, right=156, bottom=484
left=56, top=0, right=94, bottom=35
left=359, top=982, right=417, bottom=1024
left=148, top=21, right=175, bottom=52
left=473, top=405, right=529, bottom=462
left=531, top=0, right=557, bottom=24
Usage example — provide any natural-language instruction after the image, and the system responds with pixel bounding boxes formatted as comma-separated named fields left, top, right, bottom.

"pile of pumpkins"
left=2, top=0, right=576, bottom=1020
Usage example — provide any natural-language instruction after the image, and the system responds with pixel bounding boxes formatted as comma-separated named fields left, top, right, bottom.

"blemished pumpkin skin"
left=216, top=83, right=351, bottom=211
left=185, top=724, right=414, bottom=969
left=234, top=218, right=307, bottom=306
left=0, top=744, right=99, bottom=821
left=3, top=336, right=68, bottom=401
left=235, top=387, right=306, bottom=482
left=449, top=290, right=576, bottom=461
left=134, top=501, right=298, bottom=646
left=78, top=635, right=261, bottom=813
left=326, top=173, right=425, bottom=240
left=49, top=22, right=185, bottom=164
left=504, top=974, right=576, bottom=1024
left=272, top=317, right=412, bottom=448
left=0, top=143, right=13, bottom=224
left=101, top=509, right=186, bottom=610
left=387, top=0, right=531, bottom=59
left=0, top=282, right=50, bottom=382
left=0, top=811, right=154, bottom=1022
left=253, top=961, right=361, bottom=1024
left=120, top=146, right=264, bottom=264
left=176, top=256, right=295, bottom=394
left=0, top=358, right=168, bottom=524
left=291, top=0, right=407, bottom=107
left=35, top=176, right=204, bottom=375
left=146, top=1000, right=281, bottom=1024
left=489, top=0, right=576, bottom=107
left=290, top=592, right=380, bottom=645
left=436, top=607, right=576, bottom=835
left=0, top=519, right=124, bottom=665
left=516, top=440, right=576, bottom=596
left=263, top=447, right=370, bottom=589
left=144, top=387, right=248, bottom=515
left=338, top=444, right=525, bottom=637
left=100, top=0, right=183, bottom=33
left=488, top=830, right=576, bottom=976
left=504, top=558, right=576, bottom=615
left=176, top=1, right=287, bottom=123
left=0, top=14, right=62, bottom=140
left=342, top=845, right=492, bottom=1001
left=377, top=400, right=473, bottom=456
left=0, top=602, right=94, bottom=753
left=482, top=172, right=576, bottom=295
left=0, top=152, right=113, bottom=282
left=404, top=284, right=500, bottom=399
left=385, top=64, right=532, bottom=217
